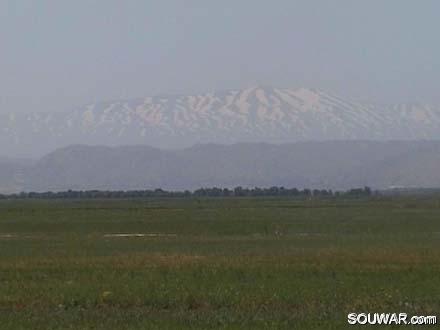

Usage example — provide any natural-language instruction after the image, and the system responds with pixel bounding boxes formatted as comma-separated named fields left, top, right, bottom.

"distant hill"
left=2, top=86, right=440, bottom=157
left=2, top=141, right=440, bottom=193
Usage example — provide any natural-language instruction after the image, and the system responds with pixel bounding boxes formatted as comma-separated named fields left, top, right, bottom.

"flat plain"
left=0, top=197, right=439, bottom=329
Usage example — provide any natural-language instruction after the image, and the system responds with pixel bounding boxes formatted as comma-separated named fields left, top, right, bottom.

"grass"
left=0, top=196, right=439, bottom=329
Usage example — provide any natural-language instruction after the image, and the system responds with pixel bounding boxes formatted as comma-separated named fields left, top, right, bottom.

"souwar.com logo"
left=348, top=313, right=437, bottom=325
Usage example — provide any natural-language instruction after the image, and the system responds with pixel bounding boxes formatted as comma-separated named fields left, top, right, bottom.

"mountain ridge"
left=2, top=86, right=440, bottom=158
left=2, top=141, right=440, bottom=194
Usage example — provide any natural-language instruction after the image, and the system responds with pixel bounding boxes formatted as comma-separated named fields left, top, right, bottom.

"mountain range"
left=2, top=86, right=440, bottom=158
left=2, top=141, right=440, bottom=193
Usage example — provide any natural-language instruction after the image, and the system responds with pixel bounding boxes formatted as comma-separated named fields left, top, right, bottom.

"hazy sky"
left=1, top=0, right=439, bottom=114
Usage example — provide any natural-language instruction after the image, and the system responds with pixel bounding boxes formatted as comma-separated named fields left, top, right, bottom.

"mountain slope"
left=7, top=141, right=440, bottom=193
left=2, top=86, right=440, bottom=157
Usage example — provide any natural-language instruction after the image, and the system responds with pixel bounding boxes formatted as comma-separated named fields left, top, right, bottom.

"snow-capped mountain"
left=2, top=86, right=440, bottom=157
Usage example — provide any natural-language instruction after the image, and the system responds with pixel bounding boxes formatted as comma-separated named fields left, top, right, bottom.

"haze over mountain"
left=2, top=86, right=440, bottom=158
left=2, top=141, right=440, bottom=194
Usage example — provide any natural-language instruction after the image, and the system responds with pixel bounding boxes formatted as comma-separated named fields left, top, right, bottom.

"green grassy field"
left=1, top=197, right=439, bottom=329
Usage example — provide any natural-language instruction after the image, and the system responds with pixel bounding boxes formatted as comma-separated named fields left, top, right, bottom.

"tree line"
left=0, top=186, right=373, bottom=199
